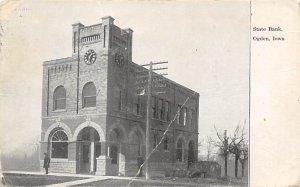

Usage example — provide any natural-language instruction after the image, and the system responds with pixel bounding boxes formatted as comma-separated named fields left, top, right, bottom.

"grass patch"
left=2, top=173, right=87, bottom=186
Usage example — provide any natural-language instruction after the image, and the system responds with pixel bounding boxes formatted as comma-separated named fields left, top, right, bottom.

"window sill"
left=52, top=109, right=67, bottom=113
left=131, top=113, right=143, bottom=118
left=50, top=158, right=68, bottom=161
left=152, top=118, right=169, bottom=123
left=112, top=109, right=126, bottom=113
left=82, top=107, right=97, bottom=111
left=164, top=150, right=170, bottom=152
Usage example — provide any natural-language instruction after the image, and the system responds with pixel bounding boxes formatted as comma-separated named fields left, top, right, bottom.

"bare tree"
left=213, top=127, right=231, bottom=177
left=229, top=126, right=244, bottom=178
left=197, top=138, right=204, bottom=160
left=206, top=136, right=213, bottom=161
left=229, top=124, right=246, bottom=178
left=239, top=141, right=248, bottom=178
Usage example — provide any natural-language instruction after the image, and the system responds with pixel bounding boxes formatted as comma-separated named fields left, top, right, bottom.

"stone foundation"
left=40, top=160, right=76, bottom=174
left=95, top=156, right=112, bottom=176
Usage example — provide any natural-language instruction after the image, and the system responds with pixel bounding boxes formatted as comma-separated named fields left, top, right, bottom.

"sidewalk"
left=2, top=171, right=96, bottom=178
left=1, top=171, right=201, bottom=186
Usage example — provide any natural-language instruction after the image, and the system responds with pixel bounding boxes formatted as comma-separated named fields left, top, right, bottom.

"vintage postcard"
left=0, top=0, right=299, bottom=186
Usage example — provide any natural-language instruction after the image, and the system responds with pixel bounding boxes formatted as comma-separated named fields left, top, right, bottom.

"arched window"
left=51, top=130, right=68, bottom=158
left=163, top=137, right=169, bottom=151
left=188, top=141, right=195, bottom=166
left=176, top=139, right=184, bottom=162
left=82, top=82, right=96, bottom=108
left=109, top=128, right=124, bottom=164
left=53, top=86, right=66, bottom=110
left=153, top=134, right=159, bottom=149
left=131, top=131, right=143, bottom=156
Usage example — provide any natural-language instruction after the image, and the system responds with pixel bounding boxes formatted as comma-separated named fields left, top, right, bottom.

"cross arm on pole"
left=140, top=61, right=168, bottom=67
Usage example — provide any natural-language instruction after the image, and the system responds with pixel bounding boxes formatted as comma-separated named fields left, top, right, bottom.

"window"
left=177, top=105, right=181, bottom=124
left=177, top=105, right=187, bottom=126
left=130, top=131, right=142, bottom=157
left=188, top=109, right=192, bottom=127
left=153, top=134, right=159, bottom=149
left=135, top=95, right=142, bottom=115
left=158, top=99, right=163, bottom=120
left=113, top=87, right=122, bottom=111
left=183, top=107, right=187, bottom=126
left=151, top=96, right=156, bottom=118
left=179, top=106, right=184, bottom=124
left=176, top=139, right=184, bottom=162
left=164, top=101, right=170, bottom=121
left=51, top=130, right=68, bottom=158
left=82, top=82, right=96, bottom=108
left=163, top=137, right=169, bottom=151
left=110, top=145, right=118, bottom=164
left=53, top=86, right=66, bottom=110
left=191, top=109, right=196, bottom=130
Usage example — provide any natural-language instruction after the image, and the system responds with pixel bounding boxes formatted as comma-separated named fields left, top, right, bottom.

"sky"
left=0, top=0, right=249, bottom=155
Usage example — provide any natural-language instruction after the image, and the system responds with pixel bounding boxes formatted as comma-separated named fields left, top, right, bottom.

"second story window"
left=82, top=82, right=96, bottom=108
left=151, top=96, right=156, bottom=118
left=191, top=109, right=196, bottom=130
left=158, top=99, right=163, bottom=120
left=183, top=107, right=187, bottom=126
left=53, top=86, right=66, bottom=110
left=177, top=105, right=181, bottom=124
left=164, top=101, right=170, bottom=121
left=177, top=105, right=187, bottom=126
left=135, top=95, right=141, bottom=115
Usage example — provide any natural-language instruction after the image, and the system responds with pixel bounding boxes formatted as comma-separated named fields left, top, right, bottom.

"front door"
left=80, top=144, right=90, bottom=173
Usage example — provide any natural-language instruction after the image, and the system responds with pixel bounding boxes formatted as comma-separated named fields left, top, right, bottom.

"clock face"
left=115, top=53, right=126, bottom=67
left=84, top=50, right=97, bottom=65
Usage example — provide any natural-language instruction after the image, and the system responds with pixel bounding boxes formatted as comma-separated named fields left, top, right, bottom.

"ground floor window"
left=110, top=145, right=118, bottom=164
left=176, top=139, right=184, bottom=162
left=51, top=130, right=68, bottom=159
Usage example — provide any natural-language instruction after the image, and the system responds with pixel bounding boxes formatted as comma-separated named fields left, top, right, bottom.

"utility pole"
left=145, top=61, right=152, bottom=180
left=76, top=29, right=80, bottom=114
left=136, top=61, right=168, bottom=180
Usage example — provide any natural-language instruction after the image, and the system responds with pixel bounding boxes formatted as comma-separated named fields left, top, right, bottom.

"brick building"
left=40, top=16, right=199, bottom=177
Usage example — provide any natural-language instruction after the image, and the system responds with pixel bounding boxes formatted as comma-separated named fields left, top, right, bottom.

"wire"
left=128, top=91, right=196, bottom=186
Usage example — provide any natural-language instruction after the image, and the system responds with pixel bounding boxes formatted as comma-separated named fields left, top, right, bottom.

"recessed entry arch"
left=73, top=121, right=105, bottom=142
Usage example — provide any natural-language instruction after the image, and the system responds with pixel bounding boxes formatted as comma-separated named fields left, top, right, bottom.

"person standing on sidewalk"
left=43, top=153, right=50, bottom=174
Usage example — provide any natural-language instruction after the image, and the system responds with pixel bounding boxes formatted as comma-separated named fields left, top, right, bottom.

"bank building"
left=40, top=16, right=199, bottom=176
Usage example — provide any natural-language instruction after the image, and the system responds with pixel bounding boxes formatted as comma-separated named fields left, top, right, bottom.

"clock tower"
left=72, top=16, right=133, bottom=67
left=70, top=16, right=133, bottom=115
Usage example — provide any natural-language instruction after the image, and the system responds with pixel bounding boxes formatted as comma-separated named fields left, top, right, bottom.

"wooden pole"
left=76, top=29, right=80, bottom=114
left=145, top=61, right=152, bottom=180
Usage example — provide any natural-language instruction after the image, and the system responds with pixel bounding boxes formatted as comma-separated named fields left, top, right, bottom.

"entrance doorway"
left=109, top=128, right=125, bottom=176
left=77, top=127, right=101, bottom=174
left=188, top=141, right=195, bottom=168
